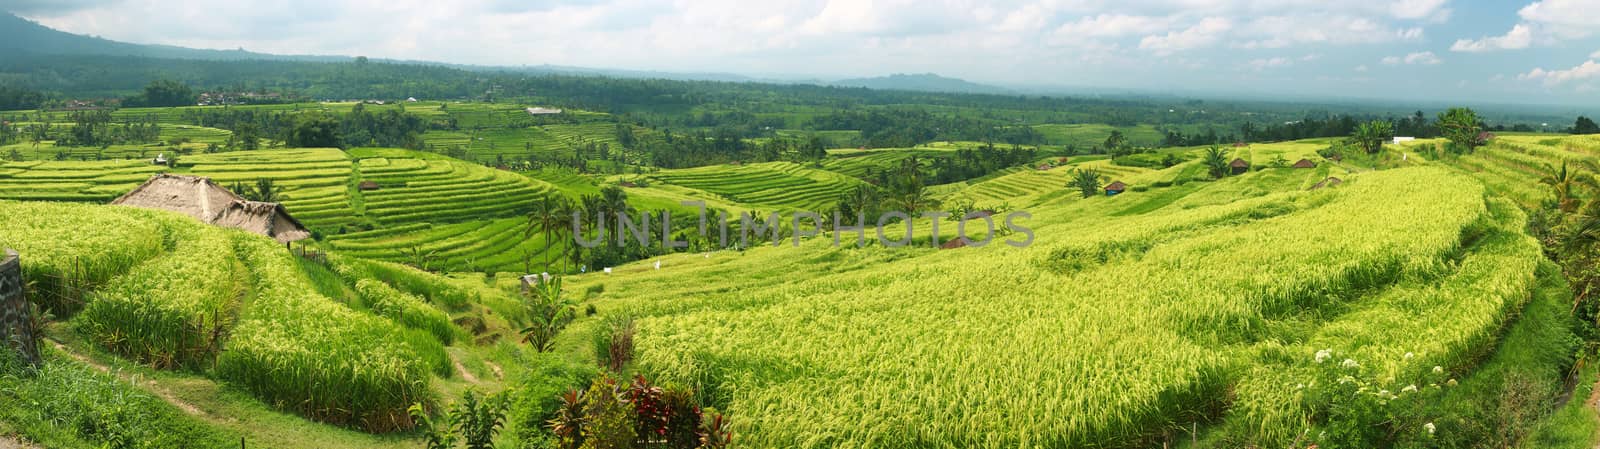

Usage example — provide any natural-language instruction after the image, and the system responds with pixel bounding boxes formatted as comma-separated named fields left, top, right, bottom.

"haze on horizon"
left=3, top=0, right=1599, bottom=107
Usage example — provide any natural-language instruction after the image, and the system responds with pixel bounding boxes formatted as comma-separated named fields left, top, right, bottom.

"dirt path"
left=454, top=359, right=479, bottom=384
left=0, top=435, right=41, bottom=449
left=47, top=339, right=208, bottom=417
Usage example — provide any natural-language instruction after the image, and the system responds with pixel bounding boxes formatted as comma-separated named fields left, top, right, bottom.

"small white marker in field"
left=654, top=261, right=661, bottom=270
left=604, top=267, right=613, bottom=274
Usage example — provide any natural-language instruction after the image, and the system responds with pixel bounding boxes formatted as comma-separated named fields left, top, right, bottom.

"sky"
left=4, top=0, right=1600, bottom=107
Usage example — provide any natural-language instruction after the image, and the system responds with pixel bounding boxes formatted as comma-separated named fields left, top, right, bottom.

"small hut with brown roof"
left=1308, top=177, right=1344, bottom=191
left=112, top=174, right=312, bottom=244
left=211, top=201, right=312, bottom=243
left=1292, top=159, right=1317, bottom=169
left=1104, top=181, right=1127, bottom=196
left=358, top=180, right=381, bottom=191
left=1229, top=158, right=1250, bottom=175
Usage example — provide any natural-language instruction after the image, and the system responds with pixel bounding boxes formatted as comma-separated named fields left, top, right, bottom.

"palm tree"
left=1070, top=168, right=1102, bottom=198
left=1203, top=146, right=1231, bottom=179
left=1542, top=161, right=1583, bottom=213
left=519, top=276, right=576, bottom=352
left=1353, top=120, right=1394, bottom=154
left=526, top=193, right=574, bottom=273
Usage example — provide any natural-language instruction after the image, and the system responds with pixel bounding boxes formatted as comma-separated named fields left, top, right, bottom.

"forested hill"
left=0, top=12, right=354, bottom=62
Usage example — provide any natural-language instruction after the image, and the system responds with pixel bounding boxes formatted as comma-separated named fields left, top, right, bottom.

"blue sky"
left=5, top=0, right=1599, bottom=106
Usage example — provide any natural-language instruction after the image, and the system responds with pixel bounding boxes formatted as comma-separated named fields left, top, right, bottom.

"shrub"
left=593, top=315, right=636, bottom=373
left=511, top=353, right=597, bottom=448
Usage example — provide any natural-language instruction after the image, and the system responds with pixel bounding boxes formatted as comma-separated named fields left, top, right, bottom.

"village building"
left=1229, top=158, right=1250, bottom=175
left=1104, top=181, right=1127, bottom=196
left=1292, top=159, right=1317, bottom=169
left=111, top=174, right=311, bottom=244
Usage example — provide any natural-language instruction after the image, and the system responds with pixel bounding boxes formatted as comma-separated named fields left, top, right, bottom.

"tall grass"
left=77, top=224, right=239, bottom=369
left=354, top=279, right=458, bottom=345
left=215, top=235, right=438, bottom=432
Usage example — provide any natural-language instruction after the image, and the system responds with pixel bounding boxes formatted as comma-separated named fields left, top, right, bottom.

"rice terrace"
left=1, top=1, right=1600, bottom=448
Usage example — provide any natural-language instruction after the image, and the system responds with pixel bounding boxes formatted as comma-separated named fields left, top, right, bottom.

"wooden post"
left=0, top=248, right=41, bottom=367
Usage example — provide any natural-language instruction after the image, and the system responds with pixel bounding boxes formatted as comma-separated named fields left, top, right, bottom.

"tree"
left=526, top=192, right=575, bottom=273
left=1575, top=116, right=1600, bottom=135
left=1203, top=145, right=1231, bottom=179
left=287, top=113, right=341, bottom=148
left=1352, top=120, right=1394, bottom=154
left=1437, top=107, right=1482, bottom=153
left=1103, top=130, right=1127, bottom=154
left=233, top=179, right=283, bottom=203
left=1070, top=168, right=1102, bottom=198
left=130, top=80, right=195, bottom=107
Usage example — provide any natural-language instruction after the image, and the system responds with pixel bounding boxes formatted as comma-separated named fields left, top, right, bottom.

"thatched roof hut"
left=111, top=174, right=244, bottom=223
left=1104, top=181, right=1127, bottom=196
left=113, top=174, right=311, bottom=243
left=940, top=238, right=969, bottom=250
left=1229, top=158, right=1250, bottom=175
left=358, top=181, right=381, bottom=191
left=1309, top=177, right=1344, bottom=190
left=1292, top=159, right=1317, bottom=169
left=212, top=201, right=311, bottom=243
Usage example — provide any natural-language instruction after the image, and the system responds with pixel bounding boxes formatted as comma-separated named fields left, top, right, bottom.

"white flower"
left=1432, top=365, right=1444, bottom=374
left=1404, top=352, right=1414, bottom=360
left=1341, top=358, right=1360, bottom=369
left=1424, top=422, right=1436, bottom=435
left=1296, top=383, right=1306, bottom=390
left=1402, top=384, right=1418, bottom=393
left=1315, top=349, right=1333, bottom=364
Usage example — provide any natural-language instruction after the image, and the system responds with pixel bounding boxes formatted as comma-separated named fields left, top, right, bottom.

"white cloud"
left=1301, top=53, right=1321, bottom=62
left=1453, top=0, right=1600, bottom=53
left=1247, top=57, right=1292, bottom=70
left=1389, top=0, right=1451, bottom=20
left=1517, top=0, right=1600, bottom=38
left=1450, top=24, right=1532, bottom=52
left=1592, top=49, right=1600, bottom=59
left=1520, top=60, right=1600, bottom=86
left=1355, top=64, right=1369, bottom=72
left=1383, top=51, right=1441, bottom=65
left=1139, top=17, right=1231, bottom=55
left=1053, top=14, right=1176, bottom=39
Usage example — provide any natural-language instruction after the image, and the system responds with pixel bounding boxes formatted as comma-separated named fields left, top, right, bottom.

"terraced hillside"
left=647, top=161, right=866, bottom=212
left=183, top=149, right=358, bottom=231
left=560, top=163, right=1566, bottom=448
left=0, top=200, right=527, bottom=438
left=0, top=159, right=166, bottom=201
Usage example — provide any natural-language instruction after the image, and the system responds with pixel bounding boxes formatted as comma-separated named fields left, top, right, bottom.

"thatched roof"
left=1292, top=159, right=1317, bottom=168
left=940, top=238, right=968, bottom=249
left=212, top=201, right=311, bottom=243
left=1229, top=158, right=1249, bottom=168
left=111, top=174, right=244, bottom=223
left=1309, top=177, right=1344, bottom=190
left=114, top=174, right=311, bottom=243
left=358, top=180, right=381, bottom=191
left=1105, top=181, right=1127, bottom=191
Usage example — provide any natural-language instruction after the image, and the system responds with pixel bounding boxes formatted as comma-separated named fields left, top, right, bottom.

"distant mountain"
left=0, top=12, right=1011, bottom=96
left=0, top=12, right=358, bottom=62
left=829, top=73, right=1011, bottom=95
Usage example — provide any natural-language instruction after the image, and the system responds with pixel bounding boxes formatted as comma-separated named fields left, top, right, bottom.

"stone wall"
left=0, top=248, right=40, bottom=367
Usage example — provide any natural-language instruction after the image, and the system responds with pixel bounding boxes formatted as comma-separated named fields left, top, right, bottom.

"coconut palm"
left=1203, top=146, right=1231, bottom=179
left=526, top=193, right=575, bottom=273
left=1070, top=168, right=1102, bottom=198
